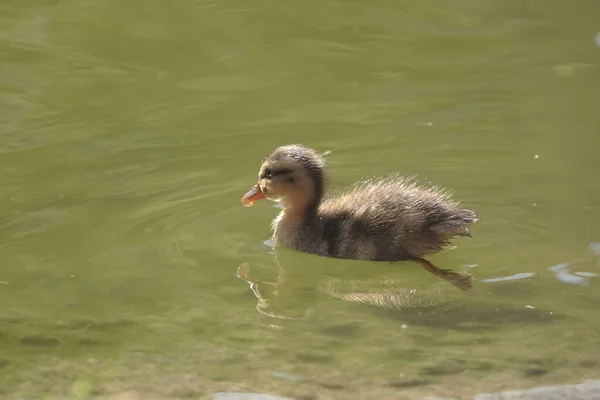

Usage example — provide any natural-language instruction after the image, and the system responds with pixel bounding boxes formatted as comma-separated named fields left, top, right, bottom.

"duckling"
left=241, top=144, right=477, bottom=262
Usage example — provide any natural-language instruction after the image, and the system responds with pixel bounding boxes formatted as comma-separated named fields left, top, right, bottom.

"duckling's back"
left=315, top=175, right=477, bottom=261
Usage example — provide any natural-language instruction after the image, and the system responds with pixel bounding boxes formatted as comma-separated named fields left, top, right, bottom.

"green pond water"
left=1, top=1, right=600, bottom=399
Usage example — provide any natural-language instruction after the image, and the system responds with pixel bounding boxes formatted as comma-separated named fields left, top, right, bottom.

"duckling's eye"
left=264, top=168, right=272, bottom=179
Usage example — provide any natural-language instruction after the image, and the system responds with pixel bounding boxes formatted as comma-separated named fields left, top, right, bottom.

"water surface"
left=1, top=1, right=599, bottom=399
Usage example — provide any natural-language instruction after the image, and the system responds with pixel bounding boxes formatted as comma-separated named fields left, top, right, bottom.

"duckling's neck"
left=271, top=198, right=320, bottom=247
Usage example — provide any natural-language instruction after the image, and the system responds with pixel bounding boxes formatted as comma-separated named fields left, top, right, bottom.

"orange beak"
left=241, top=183, right=265, bottom=207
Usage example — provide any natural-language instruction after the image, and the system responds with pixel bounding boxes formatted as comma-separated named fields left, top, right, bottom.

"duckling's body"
left=242, top=145, right=477, bottom=262
left=276, top=176, right=476, bottom=261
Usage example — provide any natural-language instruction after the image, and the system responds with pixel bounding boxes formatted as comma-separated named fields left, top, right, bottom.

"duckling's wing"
left=319, top=175, right=476, bottom=260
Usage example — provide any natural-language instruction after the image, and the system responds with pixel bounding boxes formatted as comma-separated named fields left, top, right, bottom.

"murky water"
left=1, top=1, right=599, bottom=399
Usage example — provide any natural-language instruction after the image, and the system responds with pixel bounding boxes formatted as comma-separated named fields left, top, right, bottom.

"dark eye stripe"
left=262, top=168, right=292, bottom=179
left=272, top=168, right=292, bottom=176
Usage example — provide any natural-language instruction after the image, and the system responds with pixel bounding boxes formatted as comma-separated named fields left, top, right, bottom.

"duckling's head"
left=241, top=144, right=325, bottom=212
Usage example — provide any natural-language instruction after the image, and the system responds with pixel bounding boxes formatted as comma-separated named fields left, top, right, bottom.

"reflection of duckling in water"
left=241, top=144, right=477, bottom=289
left=237, top=259, right=469, bottom=319
left=236, top=262, right=316, bottom=320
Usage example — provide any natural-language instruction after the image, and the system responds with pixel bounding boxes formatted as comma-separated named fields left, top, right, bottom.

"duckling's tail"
left=425, top=207, right=478, bottom=241
left=430, top=208, right=477, bottom=239
left=456, top=209, right=478, bottom=237
left=461, top=209, right=478, bottom=224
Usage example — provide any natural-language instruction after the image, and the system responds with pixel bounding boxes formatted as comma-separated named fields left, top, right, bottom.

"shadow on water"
left=235, top=241, right=562, bottom=331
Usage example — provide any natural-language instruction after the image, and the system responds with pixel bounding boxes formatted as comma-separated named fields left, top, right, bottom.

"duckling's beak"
left=241, top=183, right=265, bottom=207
